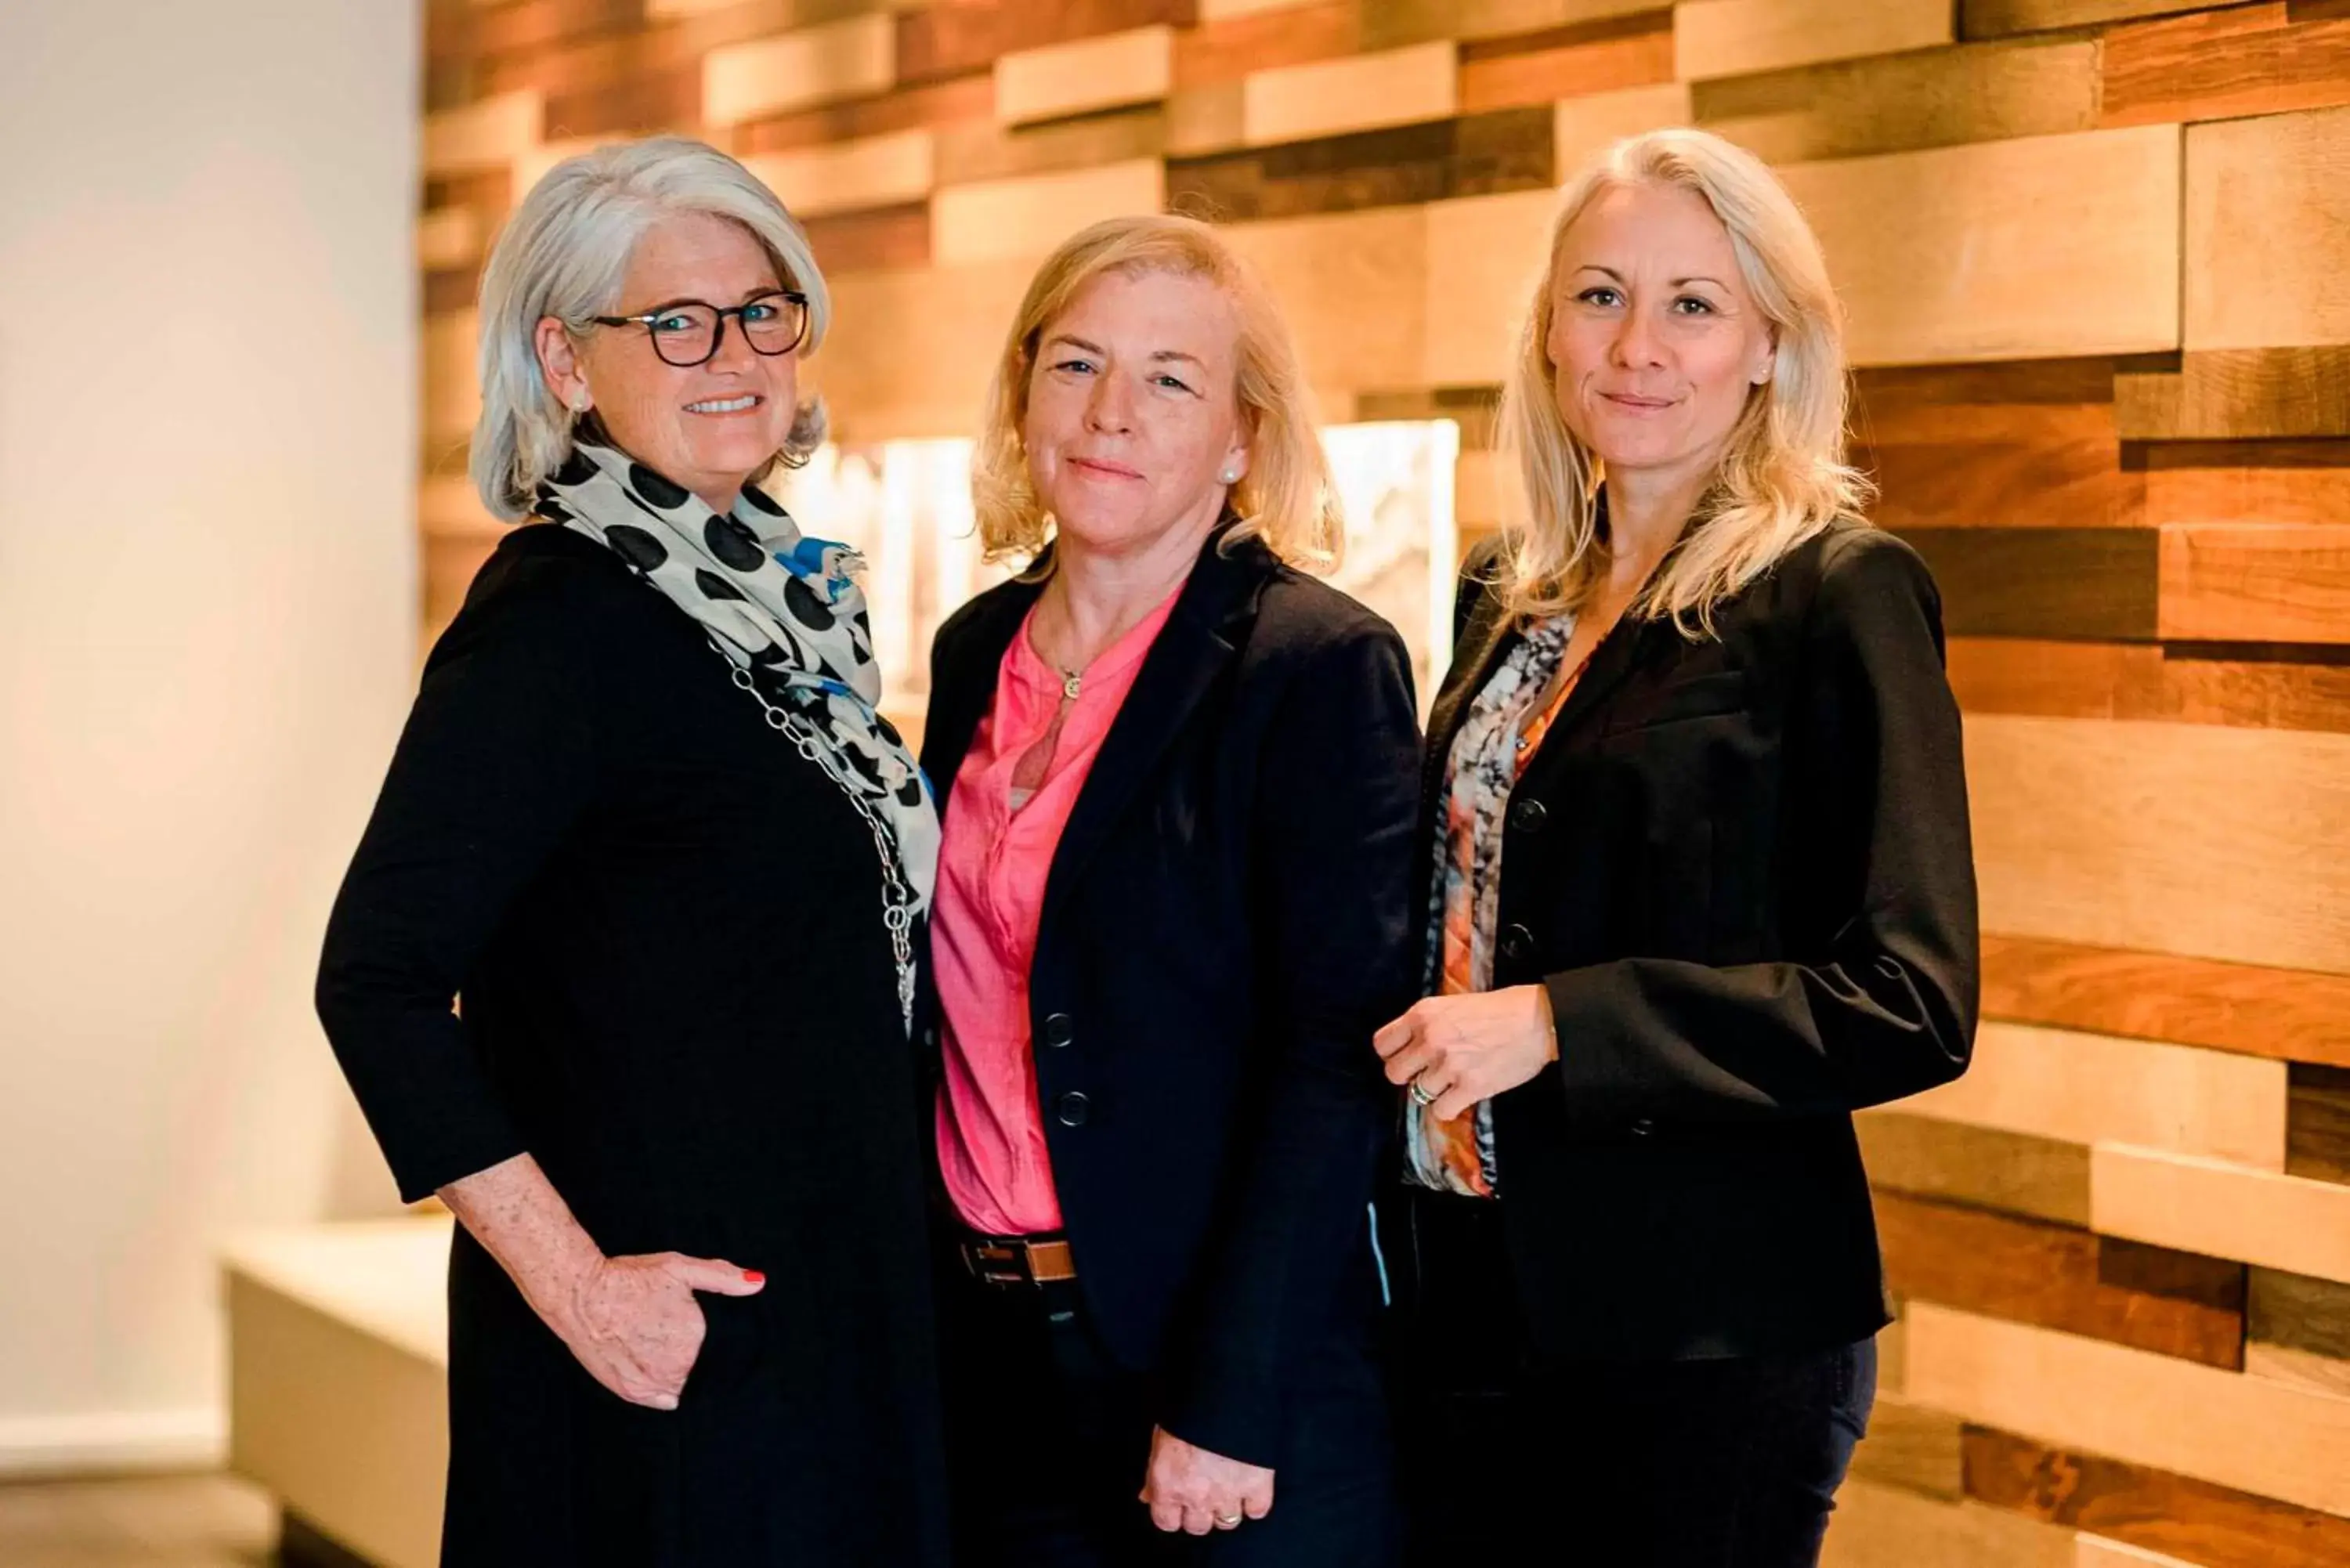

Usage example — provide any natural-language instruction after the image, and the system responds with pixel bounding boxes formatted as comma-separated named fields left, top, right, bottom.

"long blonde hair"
left=1493, top=128, right=1871, bottom=634
left=971, top=213, right=1342, bottom=571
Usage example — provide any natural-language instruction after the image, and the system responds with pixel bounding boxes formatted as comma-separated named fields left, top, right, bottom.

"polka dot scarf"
left=536, top=435, right=940, bottom=1020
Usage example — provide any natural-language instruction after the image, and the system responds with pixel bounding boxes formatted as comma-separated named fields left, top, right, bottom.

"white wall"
left=0, top=0, right=420, bottom=1471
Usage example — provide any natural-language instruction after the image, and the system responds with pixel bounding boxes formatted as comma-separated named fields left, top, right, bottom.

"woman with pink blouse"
left=917, top=213, right=1420, bottom=1566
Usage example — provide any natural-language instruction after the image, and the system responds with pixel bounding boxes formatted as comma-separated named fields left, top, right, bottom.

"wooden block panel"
left=423, top=311, right=480, bottom=450
left=2102, top=5, right=2350, bottom=132
left=1166, top=107, right=1553, bottom=225
left=1967, top=715, right=2350, bottom=974
left=812, top=256, right=1035, bottom=438
left=1863, top=433, right=2139, bottom=531
left=2093, top=1145, right=2350, bottom=1288
left=1694, top=36, right=2097, bottom=165
left=2117, top=349, right=2350, bottom=441
left=1962, top=0, right=2218, bottom=35
left=2143, top=440, right=2350, bottom=529
left=732, top=71, right=995, bottom=158
left=1896, top=529, right=2158, bottom=640
left=418, top=476, right=498, bottom=542
left=1964, top=1425, right=2350, bottom=1568
left=1553, top=81, right=1693, bottom=174
left=1174, top=0, right=1360, bottom=90
left=1857, top=1111, right=2093, bottom=1227
left=1875, top=1190, right=2245, bottom=1367
left=1778, top=128, right=2182, bottom=367
left=1359, top=0, right=1668, bottom=51
left=1676, top=0, right=1953, bottom=81
left=1241, top=41, right=1459, bottom=148
left=2158, top=524, right=2350, bottom=645
left=2186, top=104, right=2350, bottom=353
left=1198, top=0, right=1326, bottom=20
left=1848, top=1392, right=1967, bottom=1500
left=417, top=207, right=486, bottom=274
left=1422, top=187, right=1553, bottom=388
left=742, top=128, right=934, bottom=220
left=424, top=89, right=542, bottom=177
left=1167, top=81, right=1248, bottom=157
left=1896, top=1021, right=2287, bottom=1170
left=2249, top=1267, right=2350, bottom=1397
left=2075, top=1540, right=2200, bottom=1568
left=1457, top=12, right=1676, bottom=117
left=425, top=533, right=497, bottom=647
left=995, top=25, right=1172, bottom=128
left=1821, top=1481, right=2076, bottom=1568
left=1853, top=356, right=2117, bottom=443
left=1905, top=1301, right=2350, bottom=1518
left=801, top=201, right=932, bottom=274
left=702, top=15, right=895, bottom=128
left=2287, top=1063, right=2350, bottom=1185
left=1976, top=935, right=2350, bottom=1071
left=1223, top=205, right=1430, bottom=396
left=1951, top=638, right=2350, bottom=737
left=894, top=0, right=1184, bottom=87
left=930, top=157, right=1166, bottom=266
left=935, top=105, right=1167, bottom=188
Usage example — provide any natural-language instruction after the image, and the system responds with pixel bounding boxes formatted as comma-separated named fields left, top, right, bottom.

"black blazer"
left=1415, top=521, right=1978, bottom=1362
left=920, top=529, right=1421, bottom=1467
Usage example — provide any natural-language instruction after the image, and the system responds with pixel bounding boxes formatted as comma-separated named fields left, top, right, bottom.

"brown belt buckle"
left=964, top=1236, right=1077, bottom=1287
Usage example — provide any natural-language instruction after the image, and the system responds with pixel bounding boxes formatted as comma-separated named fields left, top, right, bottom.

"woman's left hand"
left=1141, top=1425, right=1275, bottom=1534
left=1375, top=985, right=1559, bottom=1120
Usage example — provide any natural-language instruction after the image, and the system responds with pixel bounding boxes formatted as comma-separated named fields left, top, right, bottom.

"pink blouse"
left=931, top=588, right=1181, bottom=1236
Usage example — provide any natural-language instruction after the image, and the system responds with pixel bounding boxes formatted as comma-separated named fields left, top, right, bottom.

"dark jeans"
left=1393, top=1190, right=1875, bottom=1568
left=938, top=1240, right=1400, bottom=1568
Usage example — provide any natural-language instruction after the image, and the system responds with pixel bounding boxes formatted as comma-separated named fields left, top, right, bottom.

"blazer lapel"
left=1039, top=532, right=1267, bottom=933
left=918, top=572, right=1043, bottom=814
left=1535, top=608, right=1651, bottom=747
left=1421, top=583, right=1518, bottom=815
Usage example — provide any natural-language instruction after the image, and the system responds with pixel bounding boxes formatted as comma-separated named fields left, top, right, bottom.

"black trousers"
left=937, top=1239, right=1400, bottom=1568
left=1393, top=1190, right=1875, bottom=1568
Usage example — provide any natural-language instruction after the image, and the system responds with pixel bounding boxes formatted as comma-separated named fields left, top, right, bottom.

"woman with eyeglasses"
left=316, top=138, right=949, bottom=1566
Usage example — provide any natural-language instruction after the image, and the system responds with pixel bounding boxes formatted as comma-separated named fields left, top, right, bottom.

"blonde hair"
left=971, top=213, right=1342, bottom=571
left=470, top=136, right=830, bottom=520
left=1492, top=127, right=1871, bottom=634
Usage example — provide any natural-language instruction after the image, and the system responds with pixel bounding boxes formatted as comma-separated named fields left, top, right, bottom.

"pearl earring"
left=1220, top=468, right=1238, bottom=484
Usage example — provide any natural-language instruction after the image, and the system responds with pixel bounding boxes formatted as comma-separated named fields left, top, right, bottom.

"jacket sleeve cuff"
left=1159, top=1360, right=1284, bottom=1471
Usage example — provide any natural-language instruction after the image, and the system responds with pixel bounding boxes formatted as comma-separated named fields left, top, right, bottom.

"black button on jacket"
left=920, top=529, right=1422, bottom=1468
left=1413, top=522, right=1979, bottom=1363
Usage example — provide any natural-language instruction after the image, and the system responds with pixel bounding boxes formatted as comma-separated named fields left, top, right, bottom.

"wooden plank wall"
left=418, top=4, right=2350, bottom=1562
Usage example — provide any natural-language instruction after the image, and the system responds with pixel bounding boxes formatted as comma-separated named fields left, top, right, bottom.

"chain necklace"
left=715, top=642, right=917, bottom=1032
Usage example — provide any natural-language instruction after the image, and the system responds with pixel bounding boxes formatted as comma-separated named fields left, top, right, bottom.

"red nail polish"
left=743, top=1270, right=765, bottom=1283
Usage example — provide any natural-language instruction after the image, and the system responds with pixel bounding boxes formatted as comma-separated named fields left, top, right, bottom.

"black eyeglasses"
left=590, top=289, right=810, bottom=367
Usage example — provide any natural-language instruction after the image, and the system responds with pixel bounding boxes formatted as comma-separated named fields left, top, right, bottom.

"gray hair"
left=470, top=135, right=831, bottom=519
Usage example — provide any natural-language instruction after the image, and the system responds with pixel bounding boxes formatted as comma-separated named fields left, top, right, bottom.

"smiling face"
left=537, top=209, right=800, bottom=513
left=1545, top=180, right=1777, bottom=495
left=1022, top=267, right=1250, bottom=562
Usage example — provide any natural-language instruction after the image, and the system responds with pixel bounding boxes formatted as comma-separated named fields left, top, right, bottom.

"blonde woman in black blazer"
left=1372, top=129, right=1978, bottom=1567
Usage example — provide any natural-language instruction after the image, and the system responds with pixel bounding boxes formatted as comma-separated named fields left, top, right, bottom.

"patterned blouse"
left=1403, top=612, right=1585, bottom=1198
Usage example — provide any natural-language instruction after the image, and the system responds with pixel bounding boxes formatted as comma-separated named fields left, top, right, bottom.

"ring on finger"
left=1408, top=1075, right=1440, bottom=1108
left=1215, top=1513, right=1244, bottom=1529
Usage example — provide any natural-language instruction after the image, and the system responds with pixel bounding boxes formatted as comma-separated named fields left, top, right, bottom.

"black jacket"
left=1415, top=521, right=1979, bottom=1361
left=316, top=526, right=949, bottom=1566
left=920, top=529, right=1422, bottom=1467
